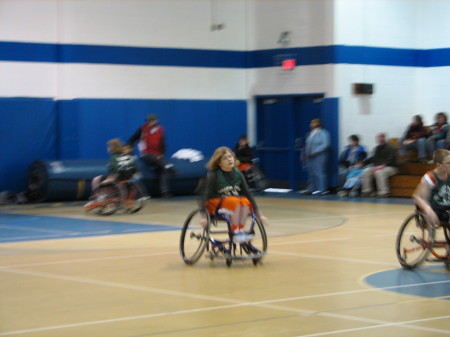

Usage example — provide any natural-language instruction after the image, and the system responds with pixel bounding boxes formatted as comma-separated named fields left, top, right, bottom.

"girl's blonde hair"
left=206, top=146, right=236, bottom=171
left=107, top=138, right=124, bottom=155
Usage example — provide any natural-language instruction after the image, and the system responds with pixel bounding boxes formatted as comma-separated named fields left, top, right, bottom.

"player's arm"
left=412, top=179, right=439, bottom=225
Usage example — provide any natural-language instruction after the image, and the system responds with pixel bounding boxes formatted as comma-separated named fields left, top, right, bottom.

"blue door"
left=256, top=95, right=338, bottom=190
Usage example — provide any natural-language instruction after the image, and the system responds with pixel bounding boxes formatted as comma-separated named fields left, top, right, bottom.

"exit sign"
left=282, top=59, right=296, bottom=70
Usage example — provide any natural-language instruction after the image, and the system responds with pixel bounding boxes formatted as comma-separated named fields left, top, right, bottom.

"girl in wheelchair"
left=396, top=148, right=450, bottom=269
left=234, top=134, right=267, bottom=192
left=200, top=146, right=267, bottom=243
left=85, top=139, right=142, bottom=210
left=413, top=149, right=450, bottom=230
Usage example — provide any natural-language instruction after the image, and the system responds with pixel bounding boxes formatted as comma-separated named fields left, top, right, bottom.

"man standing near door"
left=300, top=118, right=330, bottom=195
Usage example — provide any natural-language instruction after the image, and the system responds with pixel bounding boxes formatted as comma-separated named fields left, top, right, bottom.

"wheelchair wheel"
left=244, top=166, right=267, bottom=192
left=244, top=216, right=268, bottom=265
left=251, top=166, right=268, bottom=192
left=395, top=212, right=435, bottom=270
left=91, top=183, right=121, bottom=215
left=125, top=181, right=145, bottom=214
left=180, top=209, right=210, bottom=265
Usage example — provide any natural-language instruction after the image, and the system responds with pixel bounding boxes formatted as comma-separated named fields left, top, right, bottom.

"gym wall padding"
left=27, top=160, right=108, bottom=202
left=1, top=97, right=246, bottom=194
left=0, top=98, right=57, bottom=192
left=27, top=157, right=208, bottom=202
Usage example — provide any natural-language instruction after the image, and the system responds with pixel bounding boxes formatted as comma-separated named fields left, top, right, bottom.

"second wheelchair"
left=84, top=178, right=147, bottom=215
left=396, top=209, right=450, bottom=270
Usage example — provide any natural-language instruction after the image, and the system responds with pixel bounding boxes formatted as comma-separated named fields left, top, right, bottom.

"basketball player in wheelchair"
left=234, top=135, right=267, bottom=192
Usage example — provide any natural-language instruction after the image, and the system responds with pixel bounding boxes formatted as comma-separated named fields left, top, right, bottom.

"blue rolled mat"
left=27, top=158, right=207, bottom=202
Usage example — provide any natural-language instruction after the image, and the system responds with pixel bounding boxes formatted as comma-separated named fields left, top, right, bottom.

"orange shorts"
left=205, top=196, right=253, bottom=215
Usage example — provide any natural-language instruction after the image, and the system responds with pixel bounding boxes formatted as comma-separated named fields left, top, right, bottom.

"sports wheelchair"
left=179, top=209, right=267, bottom=267
left=84, top=178, right=147, bottom=215
left=395, top=209, right=450, bottom=270
left=239, top=159, right=267, bottom=193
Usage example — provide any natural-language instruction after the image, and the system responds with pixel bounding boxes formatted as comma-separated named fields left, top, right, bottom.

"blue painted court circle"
left=365, top=266, right=450, bottom=300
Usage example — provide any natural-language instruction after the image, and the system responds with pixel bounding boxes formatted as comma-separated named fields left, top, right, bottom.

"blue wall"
left=0, top=98, right=57, bottom=192
left=0, top=98, right=247, bottom=192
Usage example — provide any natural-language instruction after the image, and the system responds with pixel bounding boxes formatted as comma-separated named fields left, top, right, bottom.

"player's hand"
left=200, top=216, right=208, bottom=228
left=259, top=215, right=269, bottom=225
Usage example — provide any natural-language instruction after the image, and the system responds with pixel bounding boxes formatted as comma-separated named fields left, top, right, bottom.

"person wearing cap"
left=127, top=114, right=173, bottom=198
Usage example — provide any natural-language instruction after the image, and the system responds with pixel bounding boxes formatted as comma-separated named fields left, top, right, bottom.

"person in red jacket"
left=127, top=114, right=174, bottom=198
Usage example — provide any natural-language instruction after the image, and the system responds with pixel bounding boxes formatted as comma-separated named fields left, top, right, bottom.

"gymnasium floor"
left=0, top=193, right=449, bottom=337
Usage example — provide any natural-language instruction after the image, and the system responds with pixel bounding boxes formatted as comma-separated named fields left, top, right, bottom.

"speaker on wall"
left=353, top=83, right=374, bottom=95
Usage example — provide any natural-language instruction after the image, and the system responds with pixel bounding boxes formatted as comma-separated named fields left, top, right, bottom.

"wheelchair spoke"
left=396, top=212, right=435, bottom=269
left=179, top=209, right=209, bottom=265
left=125, top=182, right=145, bottom=214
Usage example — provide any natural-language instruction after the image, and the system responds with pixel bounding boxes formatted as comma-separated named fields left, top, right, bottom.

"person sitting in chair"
left=234, top=134, right=253, bottom=172
left=200, top=146, right=267, bottom=243
left=413, top=149, right=450, bottom=229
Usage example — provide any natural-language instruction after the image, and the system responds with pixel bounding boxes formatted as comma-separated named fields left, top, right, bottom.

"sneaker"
left=97, top=195, right=107, bottom=202
left=299, top=189, right=311, bottom=195
left=233, top=233, right=252, bottom=244
left=349, top=190, right=359, bottom=198
left=312, top=190, right=329, bottom=195
left=84, top=200, right=96, bottom=209
left=337, top=190, right=348, bottom=197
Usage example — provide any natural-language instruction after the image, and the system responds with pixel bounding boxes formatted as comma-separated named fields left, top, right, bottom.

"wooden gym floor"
left=0, top=194, right=449, bottom=337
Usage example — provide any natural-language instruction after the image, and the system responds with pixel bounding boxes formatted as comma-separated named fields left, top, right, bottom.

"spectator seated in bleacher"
left=426, top=112, right=448, bottom=160
left=338, top=134, right=367, bottom=187
left=337, top=160, right=365, bottom=198
left=361, top=133, right=398, bottom=198
left=397, top=115, right=428, bottom=163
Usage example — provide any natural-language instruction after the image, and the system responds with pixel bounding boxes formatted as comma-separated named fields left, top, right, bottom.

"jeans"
left=398, top=137, right=426, bottom=159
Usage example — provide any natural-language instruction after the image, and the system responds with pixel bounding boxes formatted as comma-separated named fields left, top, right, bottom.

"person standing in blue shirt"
left=300, top=118, right=330, bottom=195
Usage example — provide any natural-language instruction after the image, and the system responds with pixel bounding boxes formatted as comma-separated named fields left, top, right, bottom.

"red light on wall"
left=282, top=59, right=296, bottom=70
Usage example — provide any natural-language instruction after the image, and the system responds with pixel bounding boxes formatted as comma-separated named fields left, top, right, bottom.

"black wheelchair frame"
left=241, top=159, right=267, bottom=193
left=179, top=209, right=268, bottom=267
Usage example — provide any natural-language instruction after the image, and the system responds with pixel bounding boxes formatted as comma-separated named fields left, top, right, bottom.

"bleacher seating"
left=389, top=138, right=433, bottom=197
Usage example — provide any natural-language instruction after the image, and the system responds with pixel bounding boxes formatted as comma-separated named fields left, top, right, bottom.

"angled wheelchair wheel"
left=243, top=215, right=268, bottom=265
left=250, top=166, right=268, bottom=192
left=125, top=181, right=146, bottom=214
left=180, top=209, right=210, bottom=265
left=91, top=183, right=121, bottom=215
left=395, top=212, right=435, bottom=270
